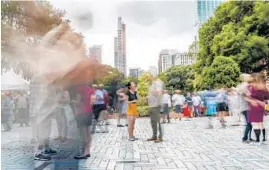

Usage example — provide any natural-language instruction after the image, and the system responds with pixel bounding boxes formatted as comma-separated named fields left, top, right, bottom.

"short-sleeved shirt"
left=185, top=96, right=193, bottom=106
left=126, top=91, right=137, bottom=102
left=148, top=80, right=163, bottom=107
left=76, top=85, right=92, bottom=114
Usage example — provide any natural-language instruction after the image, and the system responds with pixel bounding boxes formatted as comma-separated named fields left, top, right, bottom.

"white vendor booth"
left=1, top=70, right=29, bottom=91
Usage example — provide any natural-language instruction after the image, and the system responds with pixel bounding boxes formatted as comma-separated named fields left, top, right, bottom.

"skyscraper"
left=89, top=45, right=102, bottom=63
left=158, top=49, right=178, bottom=73
left=114, top=17, right=127, bottom=75
left=173, top=52, right=196, bottom=66
left=196, top=0, right=222, bottom=26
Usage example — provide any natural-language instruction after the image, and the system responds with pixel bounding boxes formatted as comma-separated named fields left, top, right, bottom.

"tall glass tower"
left=197, top=0, right=222, bottom=26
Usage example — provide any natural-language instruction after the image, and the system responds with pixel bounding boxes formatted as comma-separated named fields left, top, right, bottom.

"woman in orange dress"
left=125, top=82, right=139, bottom=141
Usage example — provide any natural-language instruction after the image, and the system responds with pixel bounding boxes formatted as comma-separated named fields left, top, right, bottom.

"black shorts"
left=76, top=113, right=92, bottom=128
left=92, top=104, right=106, bottom=120
left=218, top=102, right=227, bottom=112
left=174, top=105, right=182, bottom=113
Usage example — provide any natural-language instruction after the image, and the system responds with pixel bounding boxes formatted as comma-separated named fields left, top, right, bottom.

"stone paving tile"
left=2, top=116, right=269, bottom=170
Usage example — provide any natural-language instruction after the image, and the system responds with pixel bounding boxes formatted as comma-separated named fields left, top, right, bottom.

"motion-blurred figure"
left=161, top=90, right=171, bottom=123
left=172, top=90, right=185, bottom=120
left=237, top=74, right=254, bottom=142
left=73, top=84, right=92, bottom=159
left=192, top=92, right=202, bottom=117
left=147, top=79, right=163, bottom=143
left=16, top=92, right=29, bottom=127
left=244, top=73, right=269, bottom=144
left=1, top=92, right=15, bottom=131
left=116, top=86, right=128, bottom=127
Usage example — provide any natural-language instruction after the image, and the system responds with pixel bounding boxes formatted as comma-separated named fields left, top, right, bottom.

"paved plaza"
left=2, top=116, right=269, bottom=170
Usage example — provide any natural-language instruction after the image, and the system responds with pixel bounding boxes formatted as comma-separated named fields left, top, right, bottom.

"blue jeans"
left=242, top=111, right=252, bottom=140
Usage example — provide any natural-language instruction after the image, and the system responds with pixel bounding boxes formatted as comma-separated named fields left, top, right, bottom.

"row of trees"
left=194, top=1, right=268, bottom=90
left=133, top=1, right=268, bottom=115
left=153, top=1, right=268, bottom=94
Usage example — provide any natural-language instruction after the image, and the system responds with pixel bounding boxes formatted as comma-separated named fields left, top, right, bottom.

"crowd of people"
left=1, top=91, right=30, bottom=131
left=114, top=73, right=269, bottom=145
left=1, top=71, right=268, bottom=162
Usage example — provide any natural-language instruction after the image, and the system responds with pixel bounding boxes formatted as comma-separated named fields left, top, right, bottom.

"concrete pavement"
left=2, top=116, right=269, bottom=170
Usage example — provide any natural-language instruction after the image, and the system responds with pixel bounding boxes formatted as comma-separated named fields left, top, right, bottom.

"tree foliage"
left=197, top=1, right=269, bottom=74
left=199, top=56, right=241, bottom=90
left=165, top=65, right=194, bottom=93
left=120, top=76, right=138, bottom=86
left=96, top=65, right=124, bottom=86
left=137, top=72, right=154, bottom=98
left=1, top=1, right=73, bottom=80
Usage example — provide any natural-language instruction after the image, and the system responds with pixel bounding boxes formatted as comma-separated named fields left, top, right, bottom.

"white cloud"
left=50, top=0, right=196, bottom=70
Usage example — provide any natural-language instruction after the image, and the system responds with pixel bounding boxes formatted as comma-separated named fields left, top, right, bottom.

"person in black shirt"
left=125, top=82, right=139, bottom=141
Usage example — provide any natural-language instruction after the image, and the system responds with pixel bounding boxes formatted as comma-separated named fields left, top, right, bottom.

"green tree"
left=197, top=1, right=269, bottom=74
left=96, top=65, right=124, bottom=89
left=165, top=65, right=194, bottom=94
left=120, top=76, right=138, bottom=86
left=137, top=72, right=154, bottom=97
left=157, top=72, right=168, bottom=85
left=1, top=1, right=66, bottom=79
left=199, top=56, right=241, bottom=89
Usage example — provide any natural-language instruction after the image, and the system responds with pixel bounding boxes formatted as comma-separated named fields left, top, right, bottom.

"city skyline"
left=50, top=1, right=196, bottom=70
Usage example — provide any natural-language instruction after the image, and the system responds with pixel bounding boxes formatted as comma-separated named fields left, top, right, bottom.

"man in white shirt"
left=192, top=92, right=202, bottom=117
left=161, top=90, right=171, bottom=123
left=147, top=79, right=164, bottom=143
left=172, top=90, right=185, bottom=120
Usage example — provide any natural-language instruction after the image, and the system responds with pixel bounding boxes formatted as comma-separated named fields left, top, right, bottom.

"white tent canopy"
left=1, top=70, right=29, bottom=91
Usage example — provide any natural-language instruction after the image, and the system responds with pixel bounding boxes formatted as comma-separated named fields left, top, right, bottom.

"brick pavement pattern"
left=2, top=116, right=269, bottom=170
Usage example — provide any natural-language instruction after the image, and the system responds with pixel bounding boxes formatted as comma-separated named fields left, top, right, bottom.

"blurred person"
left=1, top=93, right=14, bottom=131
left=185, top=92, right=193, bottom=117
left=54, top=89, right=68, bottom=143
left=172, top=90, right=185, bottom=120
left=237, top=74, right=254, bottom=142
left=192, top=92, right=202, bottom=117
left=201, top=88, right=219, bottom=128
left=116, top=86, right=128, bottom=127
left=227, top=88, right=241, bottom=125
left=182, top=102, right=191, bottom=120
left=16, top=92, right=29, bottom=127
left=161, top=90, right=171, bottom=123
left=31, top=76, right=58, bottom=161
left=91, top=84, right=107, bottom=133
left=125, top=81, right=139, bottom=141
left=244, top=73, right=269, bottom=143
left=73, top=84, right=92, bottom=159
left=216, top=88, right=228, bottom=128
left=147, top=79, right=163, bottom=143
left=2, top=92, right=15, bottom=131
left=61, top=90, right=75, bottom=138
left=99, top=84, right=110, bottom=126
left=29, top=79, right=40, bottom=143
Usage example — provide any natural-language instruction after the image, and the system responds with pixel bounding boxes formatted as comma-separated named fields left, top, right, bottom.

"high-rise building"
left=129, top=67, right=141, bottom=78
left=196, top=0, right=222, bottom=26
left=89, top=45, right=102, bottom=63
left=158, top=49, right=177, bottom=73
left=149, top=66, right=158, bottom=77
left=114, top=17, right=127, bottom=75
left=173, top=52, right=196, bottom=66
